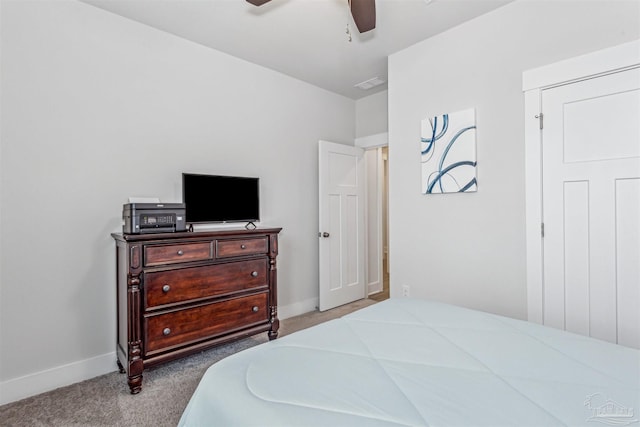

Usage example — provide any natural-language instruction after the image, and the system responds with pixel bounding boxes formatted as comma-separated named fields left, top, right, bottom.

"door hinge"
left=535, top=113, right=544, bottom=130
left=541, top=222, right=545, bottom=238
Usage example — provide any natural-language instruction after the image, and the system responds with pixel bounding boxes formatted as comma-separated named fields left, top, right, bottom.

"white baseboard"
left=0, top=351, right=117, bottom=405
left=0, top=300, right=320, bottom=405
left=278, top=297, right=318, bottom=320
left=367, top=280, right=382, bottom=295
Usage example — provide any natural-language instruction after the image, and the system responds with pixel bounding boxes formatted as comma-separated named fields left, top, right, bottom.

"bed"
left=178, top=298, right=640, bottom=426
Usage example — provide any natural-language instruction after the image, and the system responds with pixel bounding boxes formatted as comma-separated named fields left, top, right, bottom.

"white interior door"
left=542, top=67, right=640, bottom=348
left=318, top=140, right=365, bottom=311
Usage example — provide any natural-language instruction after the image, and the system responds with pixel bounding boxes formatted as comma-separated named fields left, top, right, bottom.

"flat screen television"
left=182, top=173, right=260, bottom=224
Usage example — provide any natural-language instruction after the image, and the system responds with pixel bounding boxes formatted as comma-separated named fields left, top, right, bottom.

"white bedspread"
left=178, top=298, right=640, bottom=426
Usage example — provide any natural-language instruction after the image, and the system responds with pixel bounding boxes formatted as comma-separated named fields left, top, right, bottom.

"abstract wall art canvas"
left=421, top=108, right=477, bottom=194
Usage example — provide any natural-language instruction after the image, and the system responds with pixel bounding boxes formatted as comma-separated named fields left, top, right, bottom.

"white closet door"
left=542, top=67, right=640, bottom=348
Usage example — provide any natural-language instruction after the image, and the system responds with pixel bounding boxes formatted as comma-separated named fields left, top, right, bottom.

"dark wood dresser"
left=111, top=227, right=282, bottom=394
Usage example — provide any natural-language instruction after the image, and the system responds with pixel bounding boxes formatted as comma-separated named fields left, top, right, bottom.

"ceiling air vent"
left=354, top=77, right=385, bottom=90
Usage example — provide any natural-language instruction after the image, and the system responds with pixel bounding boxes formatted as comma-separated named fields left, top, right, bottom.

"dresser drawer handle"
left=163, top=328, right=171, bottom=336
left=251, top=271, right=258, bottom=277
left=162, top=284, right=171, bottom=293
left=177, top=250, right=184, bottom=256
left=252, top=306, right=259, bottom=313
left=240, top=244, right=246, bottom=249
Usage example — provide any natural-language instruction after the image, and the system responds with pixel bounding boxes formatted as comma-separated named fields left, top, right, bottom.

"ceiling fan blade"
left=349, top=0, right=376, bottom=33
left=246, top=0, right=271, bottom=5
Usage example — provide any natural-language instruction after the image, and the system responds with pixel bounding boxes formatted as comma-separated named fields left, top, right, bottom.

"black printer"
left=122, top=203, right=187, bottom=234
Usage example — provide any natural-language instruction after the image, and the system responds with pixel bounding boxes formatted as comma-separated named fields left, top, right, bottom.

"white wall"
left=0, top=0, right=354, bottom=403
left=356, top=90, right=388, bottom=138
left=388, top=0, right=640, bottom=319
left=355, top=90, right=388, bottom=149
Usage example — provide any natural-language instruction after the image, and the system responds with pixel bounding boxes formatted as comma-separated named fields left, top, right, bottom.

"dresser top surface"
left=111, top=227, right=282, bottom=242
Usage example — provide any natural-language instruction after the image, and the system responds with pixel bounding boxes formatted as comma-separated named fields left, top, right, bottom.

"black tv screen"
left=182, top=173, right=260, bottom=224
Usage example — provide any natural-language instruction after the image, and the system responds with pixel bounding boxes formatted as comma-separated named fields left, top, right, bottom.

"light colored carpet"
left=0, top=298, right=378, bottom=427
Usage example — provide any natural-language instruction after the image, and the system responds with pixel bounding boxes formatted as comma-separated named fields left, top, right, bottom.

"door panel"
left=542, top=67, right=640, bottom=347
left=616, top=178, right=640, bottom=348
left=562, top=181, right=590, bottom=337
left=563, top=89, right=640, bottom=163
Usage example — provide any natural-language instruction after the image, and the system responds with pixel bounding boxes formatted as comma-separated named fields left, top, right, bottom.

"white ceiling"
left=80, top=0, right=514, bottom=100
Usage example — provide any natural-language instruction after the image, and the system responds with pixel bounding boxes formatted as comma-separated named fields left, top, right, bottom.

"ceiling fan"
left=246, top=0, right=376, bottom=33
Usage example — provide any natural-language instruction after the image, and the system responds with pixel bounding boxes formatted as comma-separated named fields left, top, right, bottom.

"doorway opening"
left=367, top=146, right=389, bottom=302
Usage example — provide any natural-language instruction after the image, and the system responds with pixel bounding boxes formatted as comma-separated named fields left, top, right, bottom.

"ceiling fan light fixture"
left=354, top=76, right=385, bottom=90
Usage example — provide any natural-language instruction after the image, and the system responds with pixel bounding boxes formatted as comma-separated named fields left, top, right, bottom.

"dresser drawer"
left=144, top=293, right=269, bottom=354
left=144, top=259, right=268, bottom=309
left=216, top=237, right=268, bottom=258
left=145, top=242, right=211, bottom=266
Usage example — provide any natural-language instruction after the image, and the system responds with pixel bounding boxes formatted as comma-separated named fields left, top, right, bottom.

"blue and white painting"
left=421, top=108, right=477, bottom=194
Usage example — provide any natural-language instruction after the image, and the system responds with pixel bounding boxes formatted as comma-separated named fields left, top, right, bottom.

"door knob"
left=322, top=232, right=330, bottom=238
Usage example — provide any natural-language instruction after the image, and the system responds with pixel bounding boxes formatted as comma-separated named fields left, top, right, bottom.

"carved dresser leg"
left=268, top=306, right=279, bottom=340
left=127, top=340, right=144, bottom=394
